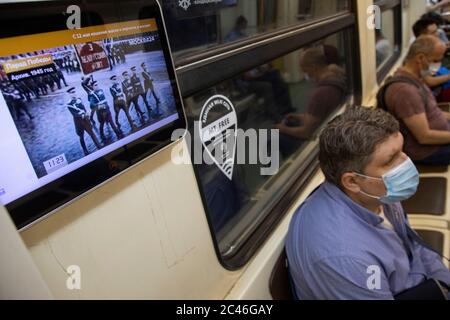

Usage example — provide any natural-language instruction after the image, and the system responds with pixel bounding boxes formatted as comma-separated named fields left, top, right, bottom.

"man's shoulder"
left=288, top=184, right=349, bottom=238
left=384, top=71, right=425, bottom=105
left=292, top=183, right=341, bottom=214
left=286, top=183, right=374, bottom=260
left=386, top=71, right=421, bottom=88
left=388, top=70, right=425, bottom=88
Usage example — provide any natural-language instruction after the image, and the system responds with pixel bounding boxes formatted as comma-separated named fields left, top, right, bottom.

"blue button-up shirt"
left=285, top=182, right=450, bottom=300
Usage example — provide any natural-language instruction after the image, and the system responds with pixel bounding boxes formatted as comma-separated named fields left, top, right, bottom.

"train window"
left=162, top=0, right=350, bottom=62
left=181, top=28, right=356, bottom=269
left=375, top=0, right=402, bottom=82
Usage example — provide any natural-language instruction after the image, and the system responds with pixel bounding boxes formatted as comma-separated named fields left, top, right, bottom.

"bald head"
left=405, top=35, right=446, bottom=62
left=404, top=35, right=446, bottom=78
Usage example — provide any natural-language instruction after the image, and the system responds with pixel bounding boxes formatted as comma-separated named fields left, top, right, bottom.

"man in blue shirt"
left=286, top=107, right=450, bottom=300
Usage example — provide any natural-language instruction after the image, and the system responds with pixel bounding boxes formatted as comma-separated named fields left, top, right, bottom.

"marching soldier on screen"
left=110, top=75, right=136, bottom=131
left=141, top=62, right=162, bottom=117
left=122, top=71, right=145, bottom=121
left=89, top=81, right=123, bottom=142
left=81, top=75, right=97, bottom=127
left=66, top=87, right=101, bottom=155
left=130, top=66, right=151, bottom=116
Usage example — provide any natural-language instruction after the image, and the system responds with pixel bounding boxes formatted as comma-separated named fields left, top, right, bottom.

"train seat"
left=416, top=230, right=445, bottom=256
left=438, top=102, right=450, bottom=112
left=416, top=165, right=448, bottom=174
left=269, top=250, right=294, bottom=300
left=402, top=177, right=447, bottom=216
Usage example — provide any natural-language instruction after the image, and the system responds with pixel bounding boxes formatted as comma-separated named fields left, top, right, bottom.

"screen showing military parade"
left=0, top=19, right=178, bottom=179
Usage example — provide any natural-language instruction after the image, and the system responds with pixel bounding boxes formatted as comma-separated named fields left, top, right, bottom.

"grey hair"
left=319, top=107, right=400, bottom=188
left=405, top=35, right=437, bottom=62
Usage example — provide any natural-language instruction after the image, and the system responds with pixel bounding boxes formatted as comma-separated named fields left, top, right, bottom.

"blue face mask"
left=354, top=157, right=420, bottom=204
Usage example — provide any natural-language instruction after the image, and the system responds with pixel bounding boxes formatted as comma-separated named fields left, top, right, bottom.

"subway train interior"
left=1, top=0, right=450, bottom=301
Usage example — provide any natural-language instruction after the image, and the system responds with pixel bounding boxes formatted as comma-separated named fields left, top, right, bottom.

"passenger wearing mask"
left=286, top=107, right=450, bottom=300
left=378, top=35, right=450, bottom=166
left=411, top=19, right=450, bottom=89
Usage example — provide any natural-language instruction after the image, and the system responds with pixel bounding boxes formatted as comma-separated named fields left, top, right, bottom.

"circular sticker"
left=198, top=95, right=238, bottom=180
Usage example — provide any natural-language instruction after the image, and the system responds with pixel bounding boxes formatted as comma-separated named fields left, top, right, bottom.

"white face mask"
left=421, top=56, right=442, bottom=77
left=429, top=62, right=442, bottom=75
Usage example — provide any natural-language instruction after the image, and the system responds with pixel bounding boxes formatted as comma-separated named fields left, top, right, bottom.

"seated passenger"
left=421, top=12, right=450, bottom=46
left=275, top=47, right=347, bottom=140
left=412, top=19, right=450, bottom=89
left=414, top=17, right=449, bottom=47
left=379, top=35, right=450, bottom=166
left=412, top=18, right=441, bottom=43
left=286, top=107, right=450, bottom=300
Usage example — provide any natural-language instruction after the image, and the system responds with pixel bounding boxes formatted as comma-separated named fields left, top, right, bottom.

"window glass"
left=376, top=7, right=401, bottom=70
left=183, top=30, right=353, bottom=260
left=162, top=0, right=350, bottom=60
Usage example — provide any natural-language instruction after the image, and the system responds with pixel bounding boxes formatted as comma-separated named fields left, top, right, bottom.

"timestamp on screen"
left=43, top=154, right=68, bottom=174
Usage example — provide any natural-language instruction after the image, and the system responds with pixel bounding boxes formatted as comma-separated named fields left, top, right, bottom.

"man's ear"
left=417, top=53, right=427, bottom=65
left=341, top=173, right=362, bottom=194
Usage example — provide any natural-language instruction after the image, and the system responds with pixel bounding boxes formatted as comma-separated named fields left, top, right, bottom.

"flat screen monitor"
left=0, top=0, right=186, bottom=230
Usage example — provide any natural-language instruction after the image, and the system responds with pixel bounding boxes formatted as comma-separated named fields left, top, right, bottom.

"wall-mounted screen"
left=0, top=0, right=186, bottom=229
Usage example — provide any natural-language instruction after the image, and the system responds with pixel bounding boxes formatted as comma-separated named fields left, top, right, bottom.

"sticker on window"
left=199, top=95, right=237, bottom=180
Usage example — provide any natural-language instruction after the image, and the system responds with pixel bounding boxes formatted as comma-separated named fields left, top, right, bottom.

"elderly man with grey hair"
left=379, top=35, right=450, bottom=166
left=286, top=107, right=450, bottom=300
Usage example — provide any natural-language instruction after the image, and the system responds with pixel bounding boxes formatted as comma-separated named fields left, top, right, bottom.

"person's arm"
left=409, top=226, right=450, bottom=297
left=305, top=256, right=394, bottom=300
left=416, top=244, right=450, bottom=286
left=88, top=95, right=95, bottom=109
left=402, top=113, right=450, bottom=145
left=285, top=113, right=306, bottom=123
left=427, top=0, right=450, bottom=12
left=275, top=113, right=320, bottom=139
left=400, top=210, right=450, bottom=290
left=443, top=111, right=450, bottom=121
left=424, top=74, right=450, bottom=88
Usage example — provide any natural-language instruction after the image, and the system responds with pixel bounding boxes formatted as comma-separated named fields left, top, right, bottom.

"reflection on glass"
left=275, top=44, right=347, bottom=158
left=183, top=31, right=352, bottom=255
left=376, top=9, right=396, bottom=69
left=225, top=15, right=248, bottom=43
left=162, top=0, right=350, bottom=59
